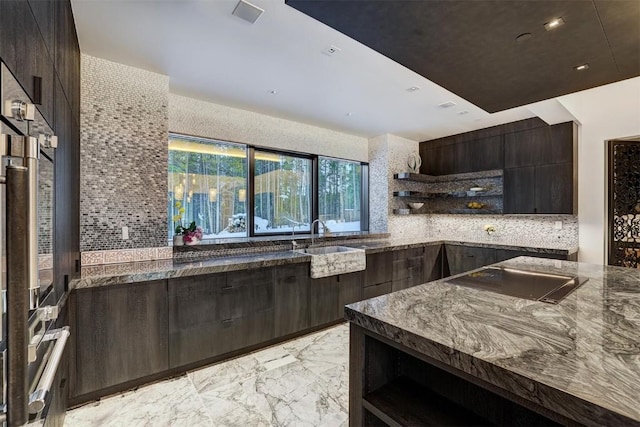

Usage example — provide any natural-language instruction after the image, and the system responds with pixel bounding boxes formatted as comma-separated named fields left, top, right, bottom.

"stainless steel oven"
left=0, top=62, right=69, bottom=426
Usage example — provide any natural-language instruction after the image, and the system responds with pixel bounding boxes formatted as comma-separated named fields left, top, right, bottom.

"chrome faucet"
left=310, top=219, right=331, bottom=245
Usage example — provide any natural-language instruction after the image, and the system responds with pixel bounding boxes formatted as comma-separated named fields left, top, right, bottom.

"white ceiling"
left=71, top=0, right=577, bottom=141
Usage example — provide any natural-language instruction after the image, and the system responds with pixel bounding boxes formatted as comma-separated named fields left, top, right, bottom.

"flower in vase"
left=484, top=224, right=496, bottom=235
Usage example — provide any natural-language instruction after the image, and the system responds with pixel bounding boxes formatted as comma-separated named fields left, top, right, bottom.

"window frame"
left=168, top=133, right=370, bottom=239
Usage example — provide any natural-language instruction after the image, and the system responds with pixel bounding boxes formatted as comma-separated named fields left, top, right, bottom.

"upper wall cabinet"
left=419, top=118, right=578, bottom=215
left=503, top=122, right=577, bottom=214
left=420, top=135, right=503, bottom=175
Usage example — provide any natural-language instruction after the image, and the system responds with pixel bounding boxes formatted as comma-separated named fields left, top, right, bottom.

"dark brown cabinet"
left=420, top=118, right=577, bottom=215
left=421, top=135, right=503, bottom=175
left=73, top=280, right=169, bottom=398
left=275, top=263, right=310, bottom=336
left=445, top=244, right=574, bottom=277
left=504, top=122, right=577, bottom=214
left=168, top=269, right=275, bottom=369
left=445, top=245, right=497, bottom=276
left=392, top=247, right=426, bottom=291
left=363, top=251, right=393, bottom=299
left=309, top=271, right=363, bottom=326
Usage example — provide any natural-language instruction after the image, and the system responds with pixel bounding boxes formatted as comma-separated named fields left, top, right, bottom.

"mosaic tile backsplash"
left=80, top=55, right=169, bottom=252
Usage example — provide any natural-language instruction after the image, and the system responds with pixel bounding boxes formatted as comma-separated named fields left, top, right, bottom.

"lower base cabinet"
left=168, top=269, right=276, bottom=369
left=71, top=280, right=169, bottom=400
left=70, top=242, right=570, bottom=404
left=445, top=244, right=574, bottom=277
left=309, top=271, right=363, bottom=326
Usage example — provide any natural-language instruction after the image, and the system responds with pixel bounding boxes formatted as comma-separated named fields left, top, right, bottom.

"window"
left=318, top=157, right=362, bottom=232
left=254, top=150, right=312, bottom=234
left=168, top=134, right=368, bottom=239
left=168, top=135, right=247, bottom=238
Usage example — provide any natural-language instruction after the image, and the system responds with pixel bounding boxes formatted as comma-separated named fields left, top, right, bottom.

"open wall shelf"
left=393, top=170, right=504, bottom=215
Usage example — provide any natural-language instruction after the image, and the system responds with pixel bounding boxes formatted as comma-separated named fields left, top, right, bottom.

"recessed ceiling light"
left=574, top=63, right=589, bottom=71
left=407, top=86, right=421, bottom=92
left=268, top=90, right=277, bottom=94
left=438, top=101, right=457, bottom=109
left=232, top=0, right=264, bottom=24
left=544, top=17, right=565, bottom=31
left=346, top=112, right=353, bottom=116
left=458, top=110, right=469, bottom=115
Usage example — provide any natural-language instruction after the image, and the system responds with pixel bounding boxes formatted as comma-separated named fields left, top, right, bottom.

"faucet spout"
left=310, top=219, right=331, bottom=245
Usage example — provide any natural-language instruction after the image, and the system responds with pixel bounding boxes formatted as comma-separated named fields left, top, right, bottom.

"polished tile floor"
left=64, top=324, right=349, bottom=427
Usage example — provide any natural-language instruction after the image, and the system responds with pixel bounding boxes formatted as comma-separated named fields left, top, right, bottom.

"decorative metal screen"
left=608, top=140, right=640, bottom=268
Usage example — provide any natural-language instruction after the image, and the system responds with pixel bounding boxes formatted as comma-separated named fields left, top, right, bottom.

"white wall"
left=169, top=94, right=368, bottom=162
left=558, top=77, right=640, bottom=264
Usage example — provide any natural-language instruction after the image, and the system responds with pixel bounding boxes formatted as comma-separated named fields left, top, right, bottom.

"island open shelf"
left=350, top=325, right=566, bottom=427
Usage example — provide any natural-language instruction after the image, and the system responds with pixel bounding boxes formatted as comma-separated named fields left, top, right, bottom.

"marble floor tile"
left=64, top=324, right=350, bottom=427
left=63, top=376, right=213, bottom=427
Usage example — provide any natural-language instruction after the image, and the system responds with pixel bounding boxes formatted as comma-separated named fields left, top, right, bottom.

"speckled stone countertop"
left=345, top=257, right=640, bottom=426
left=71, top=237, right=577, bottom=290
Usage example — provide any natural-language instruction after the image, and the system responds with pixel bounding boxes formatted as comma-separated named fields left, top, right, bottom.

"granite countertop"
left=71, top=237, right=577, bottom=290
left=345, top=257, right=640, bottom=426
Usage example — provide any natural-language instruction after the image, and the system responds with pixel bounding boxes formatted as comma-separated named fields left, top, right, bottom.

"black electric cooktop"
left=446, top=267, right=589, bottom=304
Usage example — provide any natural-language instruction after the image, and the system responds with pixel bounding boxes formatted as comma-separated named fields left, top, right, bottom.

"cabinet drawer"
left=363, top=281, right=392, bottom=300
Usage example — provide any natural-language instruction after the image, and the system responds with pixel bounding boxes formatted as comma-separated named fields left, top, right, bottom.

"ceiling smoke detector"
left=323, top=45, right=342, bottom=56
left=458, top=110, right=469, bottom=115
left=438, top=101, right=457, bottom=109
left=232, top=0, right=264, bottom=24
left=407, top=86, right=421, bottom=92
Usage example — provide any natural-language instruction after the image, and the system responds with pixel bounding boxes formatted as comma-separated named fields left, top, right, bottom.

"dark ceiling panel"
left=286, top=0, right=640, bottom=112
left=593, top=0, right=640, bottom=79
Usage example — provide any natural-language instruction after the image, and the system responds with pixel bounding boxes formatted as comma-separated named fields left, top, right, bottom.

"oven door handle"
left=28, top=326, right=70, bottom=414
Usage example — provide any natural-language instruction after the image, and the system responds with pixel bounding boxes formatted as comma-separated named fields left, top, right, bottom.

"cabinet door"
left=365, top=252, right=393, bottom=286
left=423, top=244, right=443, bottom=283
left=504, top=123, right=573, bottom=168
left=445, top=245, right=496, bottom=276
left=339, top=271, right=363, bottom=310
left=168, top=273, right=226, bottom=368
left=15, top=4, right=55, bottom=125
left=495, top=249, right=567, bottom=263
left=504, top=167, right=536, bottom=214
left=363, top=281, right=393, bottom=299
left=221, top=268, right=275, bottom=349
left=457, top=136, right=503, bottom=173
left=74, top=281, right=169, bottom=397
left=0, top=0, right=19, bottom=73
left=535, top=162, right=574, bottom=214
left=308, top=276, right=340, bottom=326
left=275, top=263, right=309, bottom=336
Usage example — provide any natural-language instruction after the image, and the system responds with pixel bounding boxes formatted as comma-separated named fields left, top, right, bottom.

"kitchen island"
left=346, top=257, right=640, bottom=426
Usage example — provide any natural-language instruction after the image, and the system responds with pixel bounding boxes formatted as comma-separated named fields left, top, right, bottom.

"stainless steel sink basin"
left=299, top=246, right=359, bottom=255
left=295, top=246, right=366, bottom=278
left=446, top=266, right=588, bottom=304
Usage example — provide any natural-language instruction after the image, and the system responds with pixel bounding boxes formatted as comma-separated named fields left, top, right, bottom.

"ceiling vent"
left=232, top=0, right=264, bottom=24
left=438, top=101, right=457, bottom=109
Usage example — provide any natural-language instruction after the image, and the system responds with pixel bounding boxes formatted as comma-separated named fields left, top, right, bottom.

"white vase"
left=173, top=235, right=184, bottom=246
left=185, top=238, right=200, bottom=246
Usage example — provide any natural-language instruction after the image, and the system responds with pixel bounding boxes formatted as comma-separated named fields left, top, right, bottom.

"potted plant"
left=172, top=201, right=204, bottom=245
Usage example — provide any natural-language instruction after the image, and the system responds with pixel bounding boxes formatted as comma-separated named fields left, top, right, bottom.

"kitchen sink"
left=298, top=245, right=358, bottom=255
left=296, top=246, right=366, bottom=278
left=446, top=266, right=588, bottom=304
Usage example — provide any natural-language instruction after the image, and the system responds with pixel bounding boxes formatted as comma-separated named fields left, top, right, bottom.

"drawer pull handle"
left=221, top=286, right=234, bottom=291
left=222, top=318, right=233, bottom=324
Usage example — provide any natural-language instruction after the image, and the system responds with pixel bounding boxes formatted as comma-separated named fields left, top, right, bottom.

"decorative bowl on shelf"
left=467, top=201, right=485, bottom=209
left=408, top=202, right=424, bottom=210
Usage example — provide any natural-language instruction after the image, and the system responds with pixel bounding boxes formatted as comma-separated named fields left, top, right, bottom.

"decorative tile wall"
left=426, top=214, right=579, bottom=248
left=81, top=247, right=173, bottom=266
left=80, top=55, right=169, bottom=252
left=369, top=133, right=430, bottom=238
left=169, top=94, right=368, bottom=162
